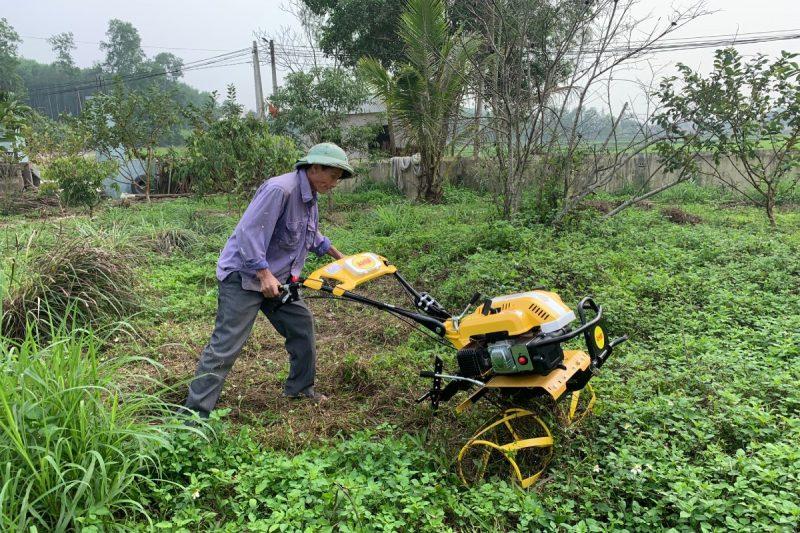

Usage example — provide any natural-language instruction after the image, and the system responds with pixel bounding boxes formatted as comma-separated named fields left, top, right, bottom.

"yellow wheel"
left=457, top=408, right=553, bottom=488
left=560, top=384, right=596, bottom=426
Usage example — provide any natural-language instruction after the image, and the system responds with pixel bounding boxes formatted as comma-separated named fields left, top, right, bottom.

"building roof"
left=351, top=99, right=386, bottom=115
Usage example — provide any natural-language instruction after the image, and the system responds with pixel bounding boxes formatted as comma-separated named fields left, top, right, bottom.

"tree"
left=100, top=19, right=146, bottom=76
left=47, top=32, right=77, bottom=73
left=151, top=52, right=184, bottom=82
left=0, top=93, right=30, bottom=191
left=78, top=82, right=181, bottom=200
left=179, top=85, right=300, bottom=194
left=461, top=0, right=707, bottom=220
left=21, top=111, right=87, bottom=166
left=301, top=0, right=405, bottom=68
left=0, top=93, right=31, bottom=163
left=44, top=156, right=118, bottom=215
left=360, top=0, right=480, bottom=202
left=268, top=67, right=371, bottom=149
left=0, top=17, right=22, bottom=93
left=654, top=48, right=800, bottom=228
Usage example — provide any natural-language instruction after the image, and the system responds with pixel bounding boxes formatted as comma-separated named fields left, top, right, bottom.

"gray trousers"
left=185, top=271, right=317, bottom=416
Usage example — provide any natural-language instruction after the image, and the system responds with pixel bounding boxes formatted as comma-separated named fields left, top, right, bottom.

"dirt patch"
left=128, top=278, right=457, bottom=451
left=660, top=206, right=702, bottom=225
left=581, top=200, right=616, bottom=214
left=0, top=191, right=64, bottom=218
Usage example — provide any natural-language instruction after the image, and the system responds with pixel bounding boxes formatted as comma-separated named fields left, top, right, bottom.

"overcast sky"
left=4, top=0, right=799, bottom=114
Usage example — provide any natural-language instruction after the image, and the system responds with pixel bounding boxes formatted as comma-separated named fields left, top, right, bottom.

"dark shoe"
left=285, top=391, right=328, bottom=404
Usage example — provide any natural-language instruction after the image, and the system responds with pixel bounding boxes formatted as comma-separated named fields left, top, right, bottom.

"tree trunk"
left=387, top=108, right=397, bottom=156
left=473, top=81, right=483, bottom=160
left=766, top=185, right=776, bottom=228
left=450, top=118, right=457, bottom=157
left=146, top=146, right=153, bottom=202
left=419, top=152, right=442, bottom=203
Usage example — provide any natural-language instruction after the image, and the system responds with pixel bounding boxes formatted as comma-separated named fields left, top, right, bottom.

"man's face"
left=308, top=165, right=343, bottom=194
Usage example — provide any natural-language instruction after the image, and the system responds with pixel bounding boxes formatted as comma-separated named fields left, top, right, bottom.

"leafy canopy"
left=100, top=19, right=146, bottom=76
left=655, top=48, right=800, bottom=227
left=268, top=66, right=371, bottom=149
left=47, top=31, right=77, bottom=73
left=301, top=0, right=406, bottom=68
left=0, top=17, right=22, bottom=93
left=360, top=0, right=481, bottom=201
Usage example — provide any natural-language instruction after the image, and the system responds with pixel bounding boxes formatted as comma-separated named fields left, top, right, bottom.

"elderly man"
left=184, top=142, right=353, bottom=418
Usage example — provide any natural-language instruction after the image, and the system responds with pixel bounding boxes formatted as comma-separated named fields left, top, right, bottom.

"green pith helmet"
left=294, top=142, right=354, bottom=179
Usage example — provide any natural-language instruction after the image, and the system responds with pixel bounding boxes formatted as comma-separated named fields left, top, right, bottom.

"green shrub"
left=180, top=90, right=300, bottom=195
left=37, top=180, right=60, bottom=198
left=329, top=179, right=403, bottom=211
left=43, top=156, right=118, bottom=214
left=144, top=227, right=200, bottom=255
left=0, top=321, right=178, bottom=531
left=1, top=239, right=138, bottom=339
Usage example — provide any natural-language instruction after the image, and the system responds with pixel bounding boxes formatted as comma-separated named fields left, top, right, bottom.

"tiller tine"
left=416, top=356, right=444, bottom=409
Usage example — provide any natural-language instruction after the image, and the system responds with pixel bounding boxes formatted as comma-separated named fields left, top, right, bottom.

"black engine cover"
left=456, top=346, right=491, bottom=377
left=527, top=342, right=565, bottom=375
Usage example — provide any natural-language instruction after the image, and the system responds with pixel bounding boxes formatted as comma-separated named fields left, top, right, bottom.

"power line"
left=30, top=57, right=252, bottom=99
left=269, top=28, right=800, bottom=55
left=28, top=48, right=249, bottom=93
left=20, top=34, right=232, bottom=53
left=25, top=26, right=800, bottom=104
left=571, top=31, right=800, bottom=56
left=28, top=48, right=251, bottom=96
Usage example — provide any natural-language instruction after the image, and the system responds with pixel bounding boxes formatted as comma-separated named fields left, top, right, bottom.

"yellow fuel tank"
left=445, top=291, right=576, bottom=349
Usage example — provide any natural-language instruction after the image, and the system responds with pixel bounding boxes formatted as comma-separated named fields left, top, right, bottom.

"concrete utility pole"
left=269, top=39, right=278, bottom=95
left=252, top=40, right=265, bottom=120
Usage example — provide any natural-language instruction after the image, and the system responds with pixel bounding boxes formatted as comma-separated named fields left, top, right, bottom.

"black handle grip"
left=419, top=371, right=436, bottom=378
left=469, top=292, right=481, bottom=305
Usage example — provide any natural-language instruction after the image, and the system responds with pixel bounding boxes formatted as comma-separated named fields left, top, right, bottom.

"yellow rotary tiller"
left=281, top=253, right=627, bottom=488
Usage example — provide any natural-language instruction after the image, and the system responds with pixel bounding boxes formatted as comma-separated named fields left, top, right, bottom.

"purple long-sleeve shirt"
left=216, top=169, right=331, bottom=292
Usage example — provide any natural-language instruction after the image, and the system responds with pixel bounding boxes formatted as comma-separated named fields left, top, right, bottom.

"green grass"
left=0, top=181, right=798, bottom=530
left=0, top=320, right=183, bottom=531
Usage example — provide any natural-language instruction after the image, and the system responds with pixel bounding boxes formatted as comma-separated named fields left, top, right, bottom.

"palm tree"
left=359, top=0, right=481, bottom=202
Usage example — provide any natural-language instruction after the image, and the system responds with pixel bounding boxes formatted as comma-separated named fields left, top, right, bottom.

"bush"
left=180, top=88, right=300, bottom=195
left=181, top=116, right=299, bottom=195
left=0, top=321, right=178, bottom=530
left=1, top=240, right=138, bottom=339
left=144, top=227, right=200, bottom=255
left=43, top=156, right=118, bottom=214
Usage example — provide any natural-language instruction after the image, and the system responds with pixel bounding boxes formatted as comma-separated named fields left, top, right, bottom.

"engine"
left=456, top=329, right=568, bottom=378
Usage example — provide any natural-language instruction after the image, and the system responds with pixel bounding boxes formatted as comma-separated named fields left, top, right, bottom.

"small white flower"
left=630, top=465, right=643, bottom=475
left=593, top=465, right=601, bottom=473
left=192, top=489, right=200, bottom=499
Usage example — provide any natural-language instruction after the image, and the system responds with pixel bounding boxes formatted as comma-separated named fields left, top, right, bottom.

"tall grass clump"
left=143, top=227, right=201, bottom=256
left=0, top=319, right=177, bottom=530
left=1, top=240, right=138, bottom=339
